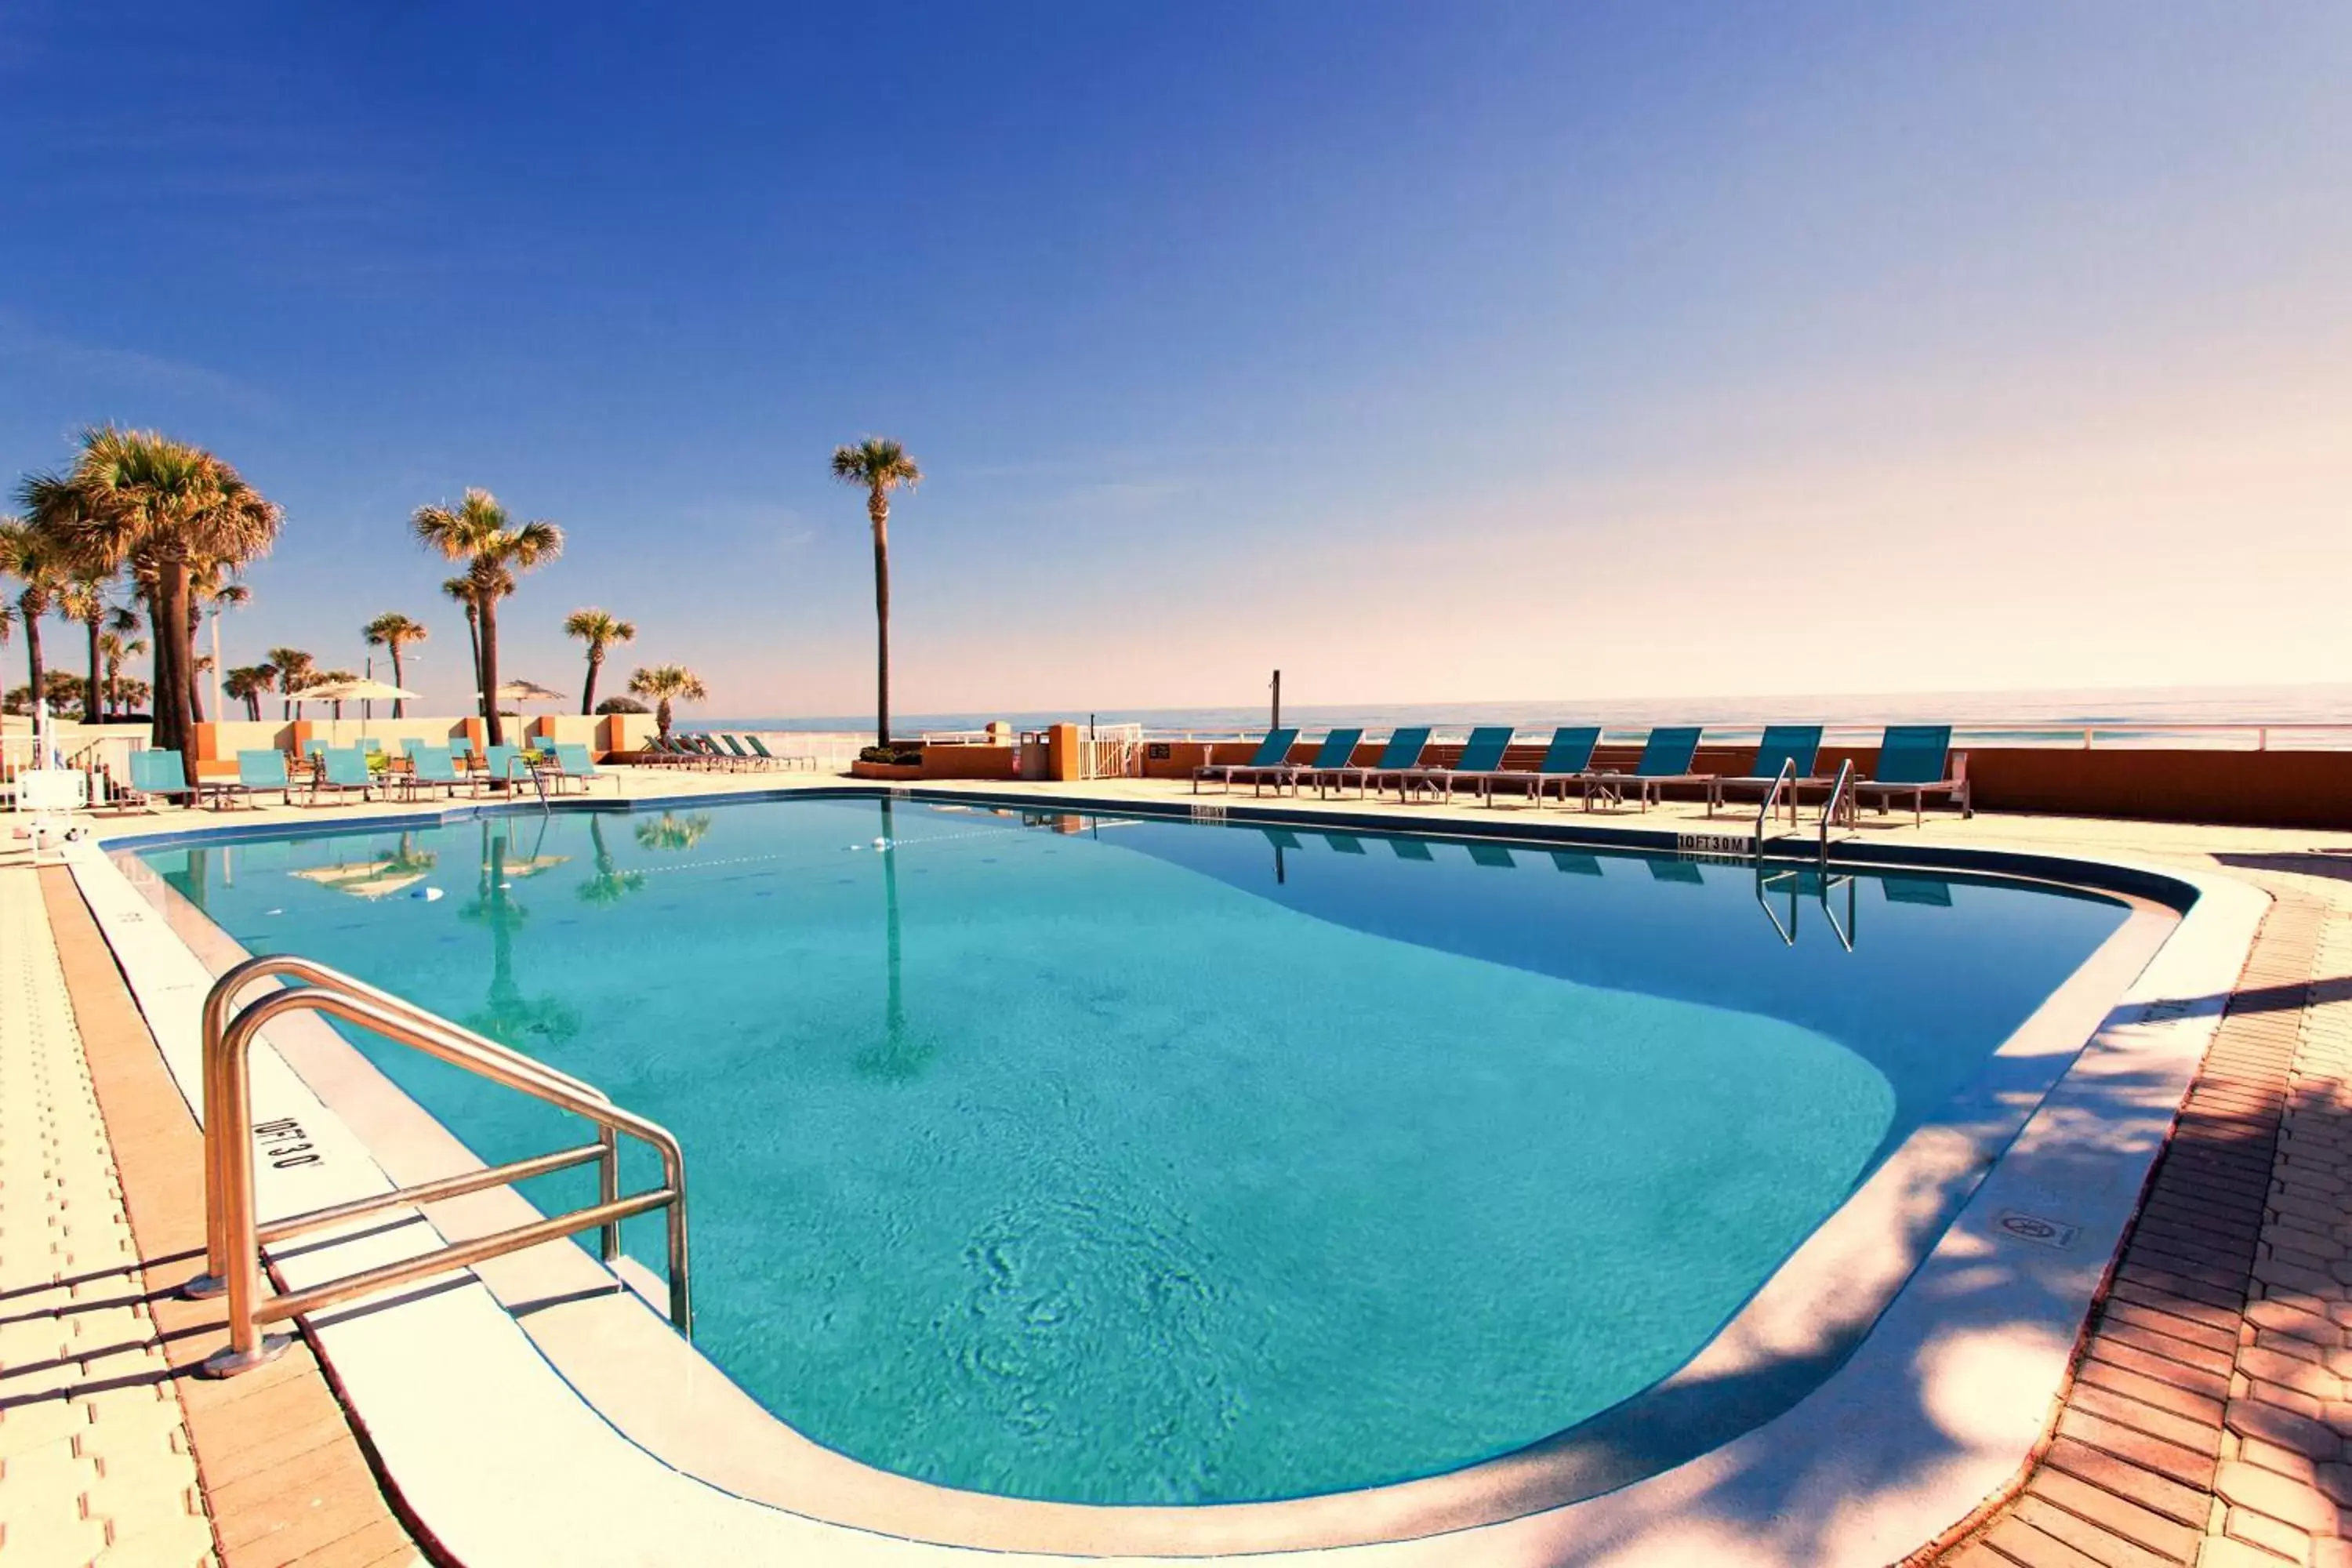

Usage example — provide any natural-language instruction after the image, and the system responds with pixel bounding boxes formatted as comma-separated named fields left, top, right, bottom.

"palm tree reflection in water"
left=461, top=820, right=579, bottom=1051
left=579, top=816, right=647, bottom=908
left=855, top=797, right=933, bottom=1080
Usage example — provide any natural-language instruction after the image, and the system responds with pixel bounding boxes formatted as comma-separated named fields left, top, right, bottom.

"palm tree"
left=829, top=437, right=923, bottom=748
left=267, top=647, right=314, bottom=718
left=626, top=664, right=706, bottom=742
left=412, top=490, right=561, bottom=747
left=98, top=627, right=146, bottom=717
left=562, top=608, right=635, bottom=716
left=22, top=429, right=283, bottom=778
left=0, top=517, right=72, bottom=714
left=223, top=664, right=270, bottom=722
left=362, top=612, right=428, bottom=717
left=186, top=570, right=249, bottom=724
left=57, top=575, right=118, bottom=724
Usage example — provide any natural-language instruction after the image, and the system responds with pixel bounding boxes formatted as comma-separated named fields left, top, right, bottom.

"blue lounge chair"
left=1581, top=727, right=1708, bottom=811
left=309, top=747, right=376, bottom=804
left=1400, top=728, right=1515, bottom=802
left=1193, top=729, right=1299, bottom=793
left=1707, top=725, right=1827, bottom=817
left=206, top=750, right=292, bottom=810
left=480, top=743, right=530, bottom=788
left=1852, top=725, right=1972, bottom=824
left=1319, top=728, right=1431, bottom=800
left=121, top=749, right=201, bottom=811
left=550, top=743, right=614, bottom=794
left=1277, top=729, right=1365, bottom=797
left=1484, top=726, right=1602, bottom=809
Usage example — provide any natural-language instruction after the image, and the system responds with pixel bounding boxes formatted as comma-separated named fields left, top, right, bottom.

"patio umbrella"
left=494, top=680, right=568, bottom=745
left=296, top=677, right=422, bottom=745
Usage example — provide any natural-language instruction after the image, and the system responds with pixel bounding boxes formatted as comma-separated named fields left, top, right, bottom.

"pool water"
left=138, top=797, right=2132, bottom=1505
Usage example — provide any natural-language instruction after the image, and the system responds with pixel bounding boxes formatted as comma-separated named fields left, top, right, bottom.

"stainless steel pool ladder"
left=185, top=954, right=691, bottom=1377
left=1817, top=758, right=1857, bottom=864
left=1750, top=756, right=1801, bottom=852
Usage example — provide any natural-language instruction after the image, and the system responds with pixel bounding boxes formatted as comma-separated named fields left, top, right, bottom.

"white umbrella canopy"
left=296, top=677, right=424, bottom=745
left=494, top=680, right=566, bottom=705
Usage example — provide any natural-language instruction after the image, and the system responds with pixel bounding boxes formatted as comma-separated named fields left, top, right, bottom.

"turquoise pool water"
left=136, top=797, right=2132, bottom=1506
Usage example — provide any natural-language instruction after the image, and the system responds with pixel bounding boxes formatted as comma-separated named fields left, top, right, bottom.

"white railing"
left=1080, top=722, right=1145, bottom=780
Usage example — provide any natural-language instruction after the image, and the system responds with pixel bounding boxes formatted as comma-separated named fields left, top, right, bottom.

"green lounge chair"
left=1581, top=726, right=1708, bottom=812
left=1484, top=726, right=1602, bottom=809
left=1706, top=725, right=1827, bottom=817
left=717, top=734, right=771, bottom=769
left=1194, top=729, right=1299, bottom=793
left=309, top=747, right=376, bottom=804
left=205, top=750, right=291, bottom=810
left=1277, top=729, right=1365, bottom=797
left=1319, top=728, right=1430, bottom=800
left=1400, top=728, right=1515, bottom=802
left=1852, top=725, right=1972, bottom=824
left=744, top=735, right=813, bottom=771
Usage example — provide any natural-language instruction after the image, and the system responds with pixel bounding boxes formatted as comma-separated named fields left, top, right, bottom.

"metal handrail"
left=1751, top=756, right=1798, bottom=852
left=1818, top=758, right=1857, bottom=864
left=191, top=956, right=689, bottom=1377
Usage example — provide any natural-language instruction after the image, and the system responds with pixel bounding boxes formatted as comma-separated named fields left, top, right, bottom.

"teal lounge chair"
left=1319, top=728, right=1431, bottom=800
left=1581, top=727, right=1708, bottom=811
left=550, top=743, right=614, bottom=794
left=1852, top=725, right=1972, bottom=825
left=1706, top=725, right=1827, bottom=817
left=1400, top=728, right=1515, bottom=802
left=717, top=734, right=771, bottom=769
left=1484, top=726, right=1602, bottom=809
left=480, top=743, right=529, bottom=787
left=401, top=747, right=470, bottom=800
left=1278, top=729, right=1365, bottom=797
left=1194, top=729, right=1299, bottom=793
left=309, top=747, right=376, bottom=804
left=122, top=749, right=201, bottom=811
left=207, top=750, right=291, bottom=810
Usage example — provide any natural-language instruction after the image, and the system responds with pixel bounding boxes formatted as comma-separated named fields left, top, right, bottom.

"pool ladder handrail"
left=187, top=954, right=690, bottom=1377
left=1817, top=758, right=1857, bottom=864
left=1751, top=756, right=1800, bottom=853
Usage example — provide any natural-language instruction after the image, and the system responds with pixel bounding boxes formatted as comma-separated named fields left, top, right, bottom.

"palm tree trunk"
left=390, top=649, right=406, bottom=718
left=186, top=601, right=205, bottom=724
left=19, top=594, right=45, bottom=717
left=871, top=495, right=891, bottom=748
left=580, top=648, right=601, bottom=716
left=156, top=564, right=196, bottom=784
left=478, top=589, right=504, bottom=747
left=463, top=607, right=483, bottom=720
left=145, top=587, right=176, bottom=735
left=83, top=616, right=102, bottom=724
left=656, top=696, right=673, bottom=741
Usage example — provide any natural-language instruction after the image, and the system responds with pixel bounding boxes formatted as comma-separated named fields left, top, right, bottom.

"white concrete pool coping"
left=64, top=795, right=2268, bottom=1566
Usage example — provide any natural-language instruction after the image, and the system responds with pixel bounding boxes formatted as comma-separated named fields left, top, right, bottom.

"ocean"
left=704, top=683, right=2352, bottom=749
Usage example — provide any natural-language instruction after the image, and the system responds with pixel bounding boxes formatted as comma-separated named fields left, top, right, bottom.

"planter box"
left=849, top=760, right=924, bottom=780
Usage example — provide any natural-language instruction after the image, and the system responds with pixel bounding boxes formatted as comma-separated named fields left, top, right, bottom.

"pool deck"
left=4, top=768, right=2350, bottom=1566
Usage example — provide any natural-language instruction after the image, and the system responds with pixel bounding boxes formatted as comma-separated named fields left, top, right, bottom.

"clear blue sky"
left=4, top=3, right=2347, bottom=718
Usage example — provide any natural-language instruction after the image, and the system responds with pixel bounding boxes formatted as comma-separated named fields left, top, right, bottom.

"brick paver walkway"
left=1934, top=864, right=2352, bottom=1567
left=0, top=866, right=216, bottom=1566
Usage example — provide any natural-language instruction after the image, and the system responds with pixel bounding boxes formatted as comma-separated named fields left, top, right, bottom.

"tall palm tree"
left=362, top=612, right=429, bottom=717
left=186, top=568, right=249, bottom=724
left=412, top=490, right=561, bottom=747
left=56, top=575, right=117, bottom=723
left=99, top=627, right=146, bottom=717
left=561, top=608, right=635, bottom=716
left=267, top=647, right=314, bottom=718
left=441, top=576, right=484, bottom=716
left=0, top=517, right=72, bottom=713
left=829, top=437, right=923, bottom=748
left=626, top=663, right=706, bottom=742
left=23, top=429, right=283, bottom=778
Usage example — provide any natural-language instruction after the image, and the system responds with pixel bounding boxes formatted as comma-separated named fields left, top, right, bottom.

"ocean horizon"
left=702, top=681, right=2352, bottom=746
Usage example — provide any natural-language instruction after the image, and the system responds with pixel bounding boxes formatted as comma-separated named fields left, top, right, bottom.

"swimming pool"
left=136, top=795, right=2139, bottom=1509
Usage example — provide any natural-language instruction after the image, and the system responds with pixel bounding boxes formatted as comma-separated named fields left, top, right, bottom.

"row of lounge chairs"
left=1193, top=724, right=1972, bottom=822
left=637, top=732, right=809, bottom=771
left=114, top=742, right=614, bottom=811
